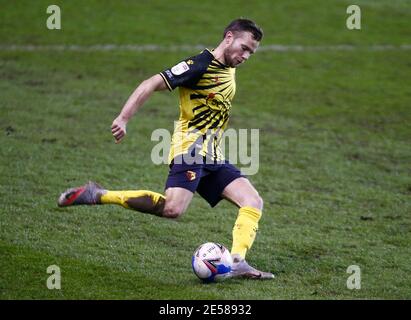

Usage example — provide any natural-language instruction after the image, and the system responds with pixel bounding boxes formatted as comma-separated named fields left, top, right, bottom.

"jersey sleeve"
left=159, top=53, right=209, bottom=91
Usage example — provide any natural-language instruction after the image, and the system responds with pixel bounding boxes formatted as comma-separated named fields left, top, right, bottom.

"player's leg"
left=198, top=166, right=264, bottom=260
left=58, top=157, right=199, bottom=218
left=100, top=188, right=166, bottom=216
left=222, top=177, right=274, bottom=279
left=57, top=182, right=193, bottom=218
left=161, top=158, right=202, bottom=218
left=57, top=181, right=167, bottom=216
left=222, top=177, right=263, bottom=209
left=162, top=187, right=194, bottom=218
left=196, top=163, right=273, bottom=279
left=222, top=177, right=263, bottom=258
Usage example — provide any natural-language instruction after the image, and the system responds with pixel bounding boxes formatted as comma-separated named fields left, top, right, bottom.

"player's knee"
left=254, top=195, right=264, bottom=210
left=162, top=204, right=185, bottom=219
left=245, top=194, right=263, bottom=210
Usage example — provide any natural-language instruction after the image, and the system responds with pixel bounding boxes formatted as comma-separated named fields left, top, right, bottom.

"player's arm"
left=111, top=74, right=167, bottom=143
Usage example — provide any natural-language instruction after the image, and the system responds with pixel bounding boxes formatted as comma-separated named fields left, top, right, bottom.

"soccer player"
left=58, top=19, right=274, bottom=279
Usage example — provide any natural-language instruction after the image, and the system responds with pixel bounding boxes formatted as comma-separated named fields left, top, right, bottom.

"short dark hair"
left=223, top=18, right=263, bottom=42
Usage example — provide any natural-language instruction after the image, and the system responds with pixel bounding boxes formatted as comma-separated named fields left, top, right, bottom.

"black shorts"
left=165, top=157, right=244, bottom=207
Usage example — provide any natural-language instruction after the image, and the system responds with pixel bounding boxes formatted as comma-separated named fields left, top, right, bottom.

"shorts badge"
left=186, top=171, right=196, bottom=181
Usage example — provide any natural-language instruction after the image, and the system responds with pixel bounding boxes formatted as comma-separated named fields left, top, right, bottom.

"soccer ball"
left=191, top=242, right=233, bottom=282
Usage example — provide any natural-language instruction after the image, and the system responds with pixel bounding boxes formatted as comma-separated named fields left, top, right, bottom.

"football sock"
left=100, top=190, right=165, bottom=216
left=231, top=206, right=262, bottom=260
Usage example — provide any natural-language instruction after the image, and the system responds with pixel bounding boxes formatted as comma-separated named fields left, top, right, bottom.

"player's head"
left=222, top=18, right=263, bottom=67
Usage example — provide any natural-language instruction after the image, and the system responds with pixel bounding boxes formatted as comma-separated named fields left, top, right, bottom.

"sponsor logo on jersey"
left=171, top=61, right=190, bottom=75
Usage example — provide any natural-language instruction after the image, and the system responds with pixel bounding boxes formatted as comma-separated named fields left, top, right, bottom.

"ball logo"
left=192, top=242, right=233, bottom=282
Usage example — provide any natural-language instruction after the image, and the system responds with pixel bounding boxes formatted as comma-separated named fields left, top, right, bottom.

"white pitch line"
left=0, top=44, right=410, bottom=52
left=259, top=44, right=411, bottom=52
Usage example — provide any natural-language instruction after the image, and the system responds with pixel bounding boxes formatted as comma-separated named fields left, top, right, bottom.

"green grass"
left=1, top=0, right=410, bottom=299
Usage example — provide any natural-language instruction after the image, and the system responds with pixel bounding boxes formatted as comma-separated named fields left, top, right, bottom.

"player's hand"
left=111, top=116, right=127, bottom=143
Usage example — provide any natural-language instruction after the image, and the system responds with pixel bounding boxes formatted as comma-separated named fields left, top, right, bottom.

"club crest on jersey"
left=171, top=61, right=189, bottom=75
left=186, top=170, right=196, bottom=181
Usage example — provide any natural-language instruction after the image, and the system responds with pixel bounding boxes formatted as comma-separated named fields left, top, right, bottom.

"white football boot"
left=227, top=254, right=275, bottom=280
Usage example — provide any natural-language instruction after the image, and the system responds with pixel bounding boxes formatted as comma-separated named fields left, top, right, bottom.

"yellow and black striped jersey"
left=160, top=49, right=236, bottom=164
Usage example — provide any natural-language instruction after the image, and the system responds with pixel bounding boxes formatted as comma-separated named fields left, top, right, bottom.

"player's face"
left=224, top=31, right=259, bottom=67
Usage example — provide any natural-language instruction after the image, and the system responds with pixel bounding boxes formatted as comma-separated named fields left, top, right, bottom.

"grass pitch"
left=0, top=0, right=410, bottom=299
